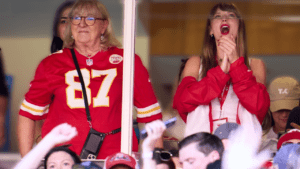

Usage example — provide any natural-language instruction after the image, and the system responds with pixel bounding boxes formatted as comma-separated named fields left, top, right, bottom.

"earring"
left=210, top=34, right=214, bottom=38
left=100, top=34, right=104, bottom=41
left=71, top=35, right=74, bottom=39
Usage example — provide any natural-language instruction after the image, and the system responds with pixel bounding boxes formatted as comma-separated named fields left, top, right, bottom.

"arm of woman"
left=18, top=59, right=53, bottom=156
left=14, top=123, right=77, bottom=169
left=173, top=56, right=230, bottom=122
left=133, top=54, right=162, bottom=123
left=229, top=57, right=270, bottom=124
left=17, top=116, right=35, bottom=157
left=250, top=58, right=266, bottom=85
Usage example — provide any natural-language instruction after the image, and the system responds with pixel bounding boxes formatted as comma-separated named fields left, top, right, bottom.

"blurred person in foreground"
left=18, top=0, right=162, bottom=159
left=273, top=144, right=300, bottom=169
left=173, top=2, right=269, bottom=137
left=142, top=120, right=224, bottom=169
left=213, top=122, right=239, bottom=150
left=142, top=120, right=176, bottom=169
left=178, top=132, right=223, bottom=169
left=104, top=152, right=138, bottom=169
left=261, top=76, right=300, bottom=155
left=222, top=117, right=270, bottom=169
left=14, top=123, right=79, bottom=169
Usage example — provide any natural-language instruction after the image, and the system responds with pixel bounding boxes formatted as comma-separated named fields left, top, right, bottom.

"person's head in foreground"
left=64, top=0, right=121, bottom=50
left=213, top=122, right=239, bottom=150
left=277, top=129, right=300, bottom=150
left=263, top=76, right=300, bottom=134
left=104, top=152, right=137, bottom=169
left=273, top=144, right=300, bottom=169
left=44, top=146, right=81, bottom=169
left=178, top=132, right=224, bottom=169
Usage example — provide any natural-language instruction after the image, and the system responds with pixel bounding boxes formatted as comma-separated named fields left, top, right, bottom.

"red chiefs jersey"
left=19, top=47, right=162, bottom=159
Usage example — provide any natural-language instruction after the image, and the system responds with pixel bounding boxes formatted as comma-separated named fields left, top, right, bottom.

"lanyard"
left=70, top=49, right=92, bottom=128
left=218, top=80, right=231, bottom=110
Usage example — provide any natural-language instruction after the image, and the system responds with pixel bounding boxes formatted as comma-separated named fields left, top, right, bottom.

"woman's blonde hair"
left=64, top=0, right=122, bottom=50
left=200, top=3, right=249, bottom=78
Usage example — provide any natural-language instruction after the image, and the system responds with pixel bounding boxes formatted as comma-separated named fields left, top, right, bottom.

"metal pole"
left=121, top=0, right=136, bottom=155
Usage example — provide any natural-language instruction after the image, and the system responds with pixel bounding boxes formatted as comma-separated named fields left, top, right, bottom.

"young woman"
left=44, top=146, right=81, bottom=169
left=51, top=0, right=76, bottom=53
left=260, top=76, right=300, bottom=155
left=173, top=3, right=270, bottom=136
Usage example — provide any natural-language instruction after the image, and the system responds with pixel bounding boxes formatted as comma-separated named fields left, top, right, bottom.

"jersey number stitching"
left=65, top=68, right=117, bottom=108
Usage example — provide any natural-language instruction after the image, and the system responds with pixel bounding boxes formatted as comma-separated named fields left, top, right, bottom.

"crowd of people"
left=0, top=0, right=298, bottom=169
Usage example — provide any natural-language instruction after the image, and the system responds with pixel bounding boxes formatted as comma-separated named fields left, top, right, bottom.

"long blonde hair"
left=200, top=3, right=249, bottom=78
left=64, top=0, right=121, bottom=50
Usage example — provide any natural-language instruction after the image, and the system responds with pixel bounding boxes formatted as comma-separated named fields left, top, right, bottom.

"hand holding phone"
left=140, top=117, right=177, bottom=139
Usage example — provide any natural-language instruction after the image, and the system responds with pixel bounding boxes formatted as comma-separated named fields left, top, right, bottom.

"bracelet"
left=142, top=151, right=153, bottom=159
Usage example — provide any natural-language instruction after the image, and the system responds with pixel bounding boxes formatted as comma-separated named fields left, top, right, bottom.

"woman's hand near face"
left=220, top=54, right=230, bottom=74
left=218, top=35, right=239, bottom=64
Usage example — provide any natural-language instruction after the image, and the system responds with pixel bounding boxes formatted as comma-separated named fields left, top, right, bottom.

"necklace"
left=86, top=54, right=93, bottom=66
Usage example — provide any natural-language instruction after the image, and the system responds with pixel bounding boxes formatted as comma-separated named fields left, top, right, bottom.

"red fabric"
left=261, top=161, right=273, bottom=168
left=173, top=66, right=230, bottom=122
left=277, top=130, right=300, bottom=149
left=209, top=104, right=213, bottom=133
left=19, top=47, right=162, bottom=159
left=105, top=152, right=136, bottom=169
left=173, top=57, right=270, bottom=124
left=229, top=57, right=270, bottom=124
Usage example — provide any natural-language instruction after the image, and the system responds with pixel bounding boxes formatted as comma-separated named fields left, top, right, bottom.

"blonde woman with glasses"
left=18, top=0, right=162, bottom=159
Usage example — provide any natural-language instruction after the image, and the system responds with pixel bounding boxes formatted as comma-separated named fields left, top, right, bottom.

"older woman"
left=18, top=0, right=162, bottom=159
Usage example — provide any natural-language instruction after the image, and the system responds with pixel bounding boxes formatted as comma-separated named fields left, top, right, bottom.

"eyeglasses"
left=211, top=14, right=238, bottom=20
left=70, top=16, right=106, bottom=26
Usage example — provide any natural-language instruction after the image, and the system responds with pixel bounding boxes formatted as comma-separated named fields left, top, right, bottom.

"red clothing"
left=19, top=47, right=162, bottom=159
left=173, top=57, right=269, bottom=124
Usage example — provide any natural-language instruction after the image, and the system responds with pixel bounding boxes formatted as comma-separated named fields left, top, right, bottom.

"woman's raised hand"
left=46, top=123, right=78, bottom=146
left=220, top=53, right=230, bottom=74
left=218, top=34, right=239, bottom=64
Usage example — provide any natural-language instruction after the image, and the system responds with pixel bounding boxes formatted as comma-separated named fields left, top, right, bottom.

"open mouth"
left=220, top=24, right=230, bottom=35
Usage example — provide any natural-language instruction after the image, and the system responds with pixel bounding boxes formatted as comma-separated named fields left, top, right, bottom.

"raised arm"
left=14, top=123, right=77, bottom=169
left=173, top=56, right=230, bottom=122
left=229, top=57, right=270, bottom=124
left=142, top=120, right=166, bottom=169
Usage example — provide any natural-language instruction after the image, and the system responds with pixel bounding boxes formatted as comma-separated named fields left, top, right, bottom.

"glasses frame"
left=70, top=16, right=106, bottom=26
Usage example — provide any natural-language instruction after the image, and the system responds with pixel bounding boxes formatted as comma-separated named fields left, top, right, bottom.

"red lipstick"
left=220, top=24, right=230, bottom=35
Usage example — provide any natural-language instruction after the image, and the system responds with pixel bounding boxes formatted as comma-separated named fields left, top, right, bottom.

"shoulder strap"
left=70, top=49, right=92, bottom=127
